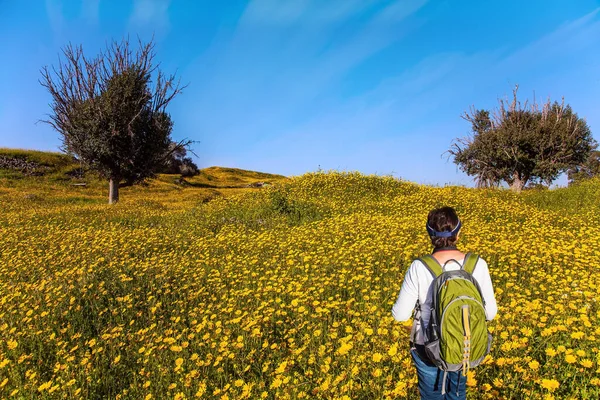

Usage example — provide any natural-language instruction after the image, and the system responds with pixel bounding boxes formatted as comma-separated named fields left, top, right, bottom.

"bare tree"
left=40, top=37, right=190, bottom=203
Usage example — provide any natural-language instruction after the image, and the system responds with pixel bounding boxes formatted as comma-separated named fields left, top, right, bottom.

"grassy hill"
left=0, top=148, right=77, bottom=177
left=1, top=149, right=599, bottom=399
left=0, top=148, right=288, bottom=204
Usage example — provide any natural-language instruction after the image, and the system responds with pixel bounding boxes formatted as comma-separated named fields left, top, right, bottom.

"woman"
left=391, top=206, right=497, bottom=400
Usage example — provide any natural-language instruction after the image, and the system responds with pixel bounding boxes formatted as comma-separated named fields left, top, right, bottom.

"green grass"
left=522, top=177, right=600, bottom=215
left=0, top=147, right=75, bottom=169
left=0, top=148, right=287, bottom=187
left=181, top=166, right=287, bottom=188
left=0, top=148, right=288, bottom=207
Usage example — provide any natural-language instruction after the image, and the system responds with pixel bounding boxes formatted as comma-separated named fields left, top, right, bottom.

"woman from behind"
left=391, top=206, right=497, bottom=400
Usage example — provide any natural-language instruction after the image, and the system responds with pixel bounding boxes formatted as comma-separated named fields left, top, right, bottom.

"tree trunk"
left=509, top=171, right=526, bottom=192
left=109, top=177, right=119, bottom=204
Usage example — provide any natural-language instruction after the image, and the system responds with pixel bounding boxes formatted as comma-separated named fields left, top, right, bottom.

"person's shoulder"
left=405, top=257, right=423, bottom=273
left=472, top=253, right=488, bottom=264
left=469, top=253, right=490, bottom=273
left=408, top=256, right=433, bottom=277
left=412, top=255, right=431, bottom=267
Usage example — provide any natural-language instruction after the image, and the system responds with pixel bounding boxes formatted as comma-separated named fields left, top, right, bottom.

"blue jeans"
left=410, top=345, right=466, bottom=400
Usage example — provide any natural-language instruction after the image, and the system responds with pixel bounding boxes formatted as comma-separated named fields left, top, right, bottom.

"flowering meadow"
left=1, top=171, right=599, bottom=399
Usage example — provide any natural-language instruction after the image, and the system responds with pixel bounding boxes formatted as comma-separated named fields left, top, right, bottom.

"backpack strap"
left=462, top=252, right=480, bottom=274
left=410, top=256, right=443, bottom=344
left=417, top=255, right=443, bottom=278
left=462, top=252, right=486, bottom=307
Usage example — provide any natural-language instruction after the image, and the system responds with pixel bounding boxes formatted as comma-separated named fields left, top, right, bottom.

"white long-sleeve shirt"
left=391, top=256, right=497, bottom=345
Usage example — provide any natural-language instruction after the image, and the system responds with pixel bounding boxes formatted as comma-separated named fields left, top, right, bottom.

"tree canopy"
left=448, top=87, right=596, bottom=191
left=40, top=38, right=189, bottom=203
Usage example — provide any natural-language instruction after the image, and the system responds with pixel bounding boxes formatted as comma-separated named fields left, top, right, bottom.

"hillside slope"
left=0, top=169, right=600, bottom=400
left=0, top=168, right=599, bottom=398
left=0, top=147, right=288, bottom=203
left=0, top=148, right=77, bottom=177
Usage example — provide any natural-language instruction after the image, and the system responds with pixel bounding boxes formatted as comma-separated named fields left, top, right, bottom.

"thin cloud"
left=497, top=7, right=600, bottom=72
left=196, top=0, right=428, bottom=130
left=45, top=0, right=64, bottom=37
left=129, top=0, right=171, bottom=31
left=240, top=0, right=422, bottom=25
left=82, top=0, right=100, bottom=25
left=374, top=0, right=429, bottom=23
left=44, top=0, right=100, bottom=38
left=250, top=8, right=600, bottom=180
left=352, top=6, right=600, bottom=124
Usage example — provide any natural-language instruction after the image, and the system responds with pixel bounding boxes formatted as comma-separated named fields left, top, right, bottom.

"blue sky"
left=1, top=0, right=599, bottom=186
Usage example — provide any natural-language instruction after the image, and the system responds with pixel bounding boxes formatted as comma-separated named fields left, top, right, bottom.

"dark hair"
left=427, top=206, right=460, bottom=248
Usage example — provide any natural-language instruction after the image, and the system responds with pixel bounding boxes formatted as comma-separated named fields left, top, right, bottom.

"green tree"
left=40, top=38, right=189, bottom=203
left=568, top=150, right=600, bottom=185
left=448, top=87, right=596, bottom=191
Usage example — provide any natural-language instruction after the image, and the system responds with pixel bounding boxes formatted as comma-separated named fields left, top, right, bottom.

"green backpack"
left=418, top=252, right=492, bottom=394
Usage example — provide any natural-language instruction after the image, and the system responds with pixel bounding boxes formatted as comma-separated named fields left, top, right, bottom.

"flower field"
left=1, top=171, right=599, bottom=399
